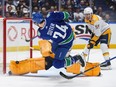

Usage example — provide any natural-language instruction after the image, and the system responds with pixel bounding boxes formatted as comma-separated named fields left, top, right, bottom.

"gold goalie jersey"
left=85, top=14, right=110, bottom=37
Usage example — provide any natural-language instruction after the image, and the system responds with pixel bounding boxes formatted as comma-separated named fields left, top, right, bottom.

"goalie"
left=9, top=11, right=100, bottom=76
left=9, top=11, right=86, bottom=75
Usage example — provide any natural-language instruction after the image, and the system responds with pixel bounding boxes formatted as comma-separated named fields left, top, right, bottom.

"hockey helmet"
left=32, top=12, right=44, bottom=24
left=84, top=7, right=93, bottom=15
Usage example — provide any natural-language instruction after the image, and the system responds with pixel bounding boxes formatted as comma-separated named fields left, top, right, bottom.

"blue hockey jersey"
left=37, top=11, right=74, bottom=45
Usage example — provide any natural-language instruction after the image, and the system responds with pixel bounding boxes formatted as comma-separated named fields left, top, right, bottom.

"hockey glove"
left=87, top=43, right=94, bottom=49
left=87, top=34, right=99, bottom=49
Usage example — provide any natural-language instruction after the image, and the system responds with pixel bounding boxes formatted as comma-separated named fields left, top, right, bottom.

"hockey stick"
left=30, top=47, right=40, bottom=51
left=21, top=35, right=38, bottom=42
left=60, top=56, right=116, bottom=79
left=87, top=49, right=90, bottom=62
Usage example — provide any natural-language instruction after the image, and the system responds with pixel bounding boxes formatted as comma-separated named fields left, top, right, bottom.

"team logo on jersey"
left=95, top=24, right=99, bottom=29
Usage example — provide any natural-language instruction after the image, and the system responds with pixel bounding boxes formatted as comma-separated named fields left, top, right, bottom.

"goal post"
left=2, top=18, right=33, bottom=74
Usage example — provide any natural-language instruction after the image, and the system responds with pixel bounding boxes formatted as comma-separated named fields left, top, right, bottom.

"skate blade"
left=101, top=65, right=112, bottom=70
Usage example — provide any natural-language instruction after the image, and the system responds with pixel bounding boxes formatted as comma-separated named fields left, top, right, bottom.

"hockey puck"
left=16, top=61, right=19, bottom=64
left=8, top=71, right=12, bottom=75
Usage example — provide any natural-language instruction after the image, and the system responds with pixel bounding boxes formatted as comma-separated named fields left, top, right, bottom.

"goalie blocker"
left=9, top=40, right=101, bottom=76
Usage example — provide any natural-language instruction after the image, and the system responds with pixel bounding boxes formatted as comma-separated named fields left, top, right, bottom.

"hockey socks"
left=65, top=55, right=86, bottom=67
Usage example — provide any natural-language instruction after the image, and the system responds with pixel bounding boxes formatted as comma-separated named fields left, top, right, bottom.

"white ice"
left=0, top=49, right=116, bottom=87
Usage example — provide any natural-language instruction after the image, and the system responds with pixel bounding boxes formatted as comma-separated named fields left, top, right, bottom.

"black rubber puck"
left=16, top=61, right=19, bottom=64
left=8, top=71, right=12, bottom=75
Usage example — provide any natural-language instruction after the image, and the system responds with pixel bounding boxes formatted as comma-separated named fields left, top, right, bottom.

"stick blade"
left=60, top=72, right=74, bottom=79
left=21, top=37, right=30, bottom=42
left=25, top=39, right=30, bottom=42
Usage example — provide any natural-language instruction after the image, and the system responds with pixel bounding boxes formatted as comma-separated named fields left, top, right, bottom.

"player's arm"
left=87, top=21, right=102, bottom=49
left=47, top=11, right=70, bottom=21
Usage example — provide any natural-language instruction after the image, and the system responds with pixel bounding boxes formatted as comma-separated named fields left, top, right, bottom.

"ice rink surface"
left=0, top=49, right=116, bottom=87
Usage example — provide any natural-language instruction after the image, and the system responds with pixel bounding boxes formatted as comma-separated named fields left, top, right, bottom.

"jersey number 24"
left=53, top=25, right=68, bottom=39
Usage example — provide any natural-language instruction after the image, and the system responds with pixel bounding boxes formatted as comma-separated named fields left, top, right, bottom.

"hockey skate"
left=100, top=61, right=111, bottom=70
left=75, top=55, right=86, bottom=72
left=76, top=55, right=86, bottom=67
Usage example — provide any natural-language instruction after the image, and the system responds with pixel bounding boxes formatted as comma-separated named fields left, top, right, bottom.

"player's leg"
left=100, top=32, right=111, bottom=70
left=81, top=34, right=95, bottom=60
left=82, top=33, right=103, bottom=61
left=100, top=43, right=111, bottom=69
left=52, top=46, right=86, bottom=69
left=82, top=46, right=89, bottom=60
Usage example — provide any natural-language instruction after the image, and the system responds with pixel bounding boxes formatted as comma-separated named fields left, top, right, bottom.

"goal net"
left=0, top=18, right=33, bottom=74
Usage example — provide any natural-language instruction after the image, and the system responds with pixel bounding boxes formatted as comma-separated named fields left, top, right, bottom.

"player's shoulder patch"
left=95, top=24, right=99, bottom=29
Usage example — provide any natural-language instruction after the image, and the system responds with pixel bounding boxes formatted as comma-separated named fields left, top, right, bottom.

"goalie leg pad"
left=66, top=62, right=101, bottom=76
left=9, top=57, right=45, bottom=75
left=66, top=63, right=81, bottom=74
left=84, top=62, right=101, bottom=76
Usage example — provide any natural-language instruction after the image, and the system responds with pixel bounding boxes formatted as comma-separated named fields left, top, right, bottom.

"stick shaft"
left=25, top=36, right=38, bottom=42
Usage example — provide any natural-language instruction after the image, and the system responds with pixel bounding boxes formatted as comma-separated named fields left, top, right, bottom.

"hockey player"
left=82, top=7, right=112, bottom=70
left=9, top=12, right=101, bottom=76
left=32, top=12, right=86, bottom=69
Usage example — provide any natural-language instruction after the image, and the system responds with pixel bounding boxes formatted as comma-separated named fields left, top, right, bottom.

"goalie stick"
left=21, top=35, right=39, bottom=42
left=25, top=36, right=38, bottom=42
left=60, top=56, right=116, bottom=79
